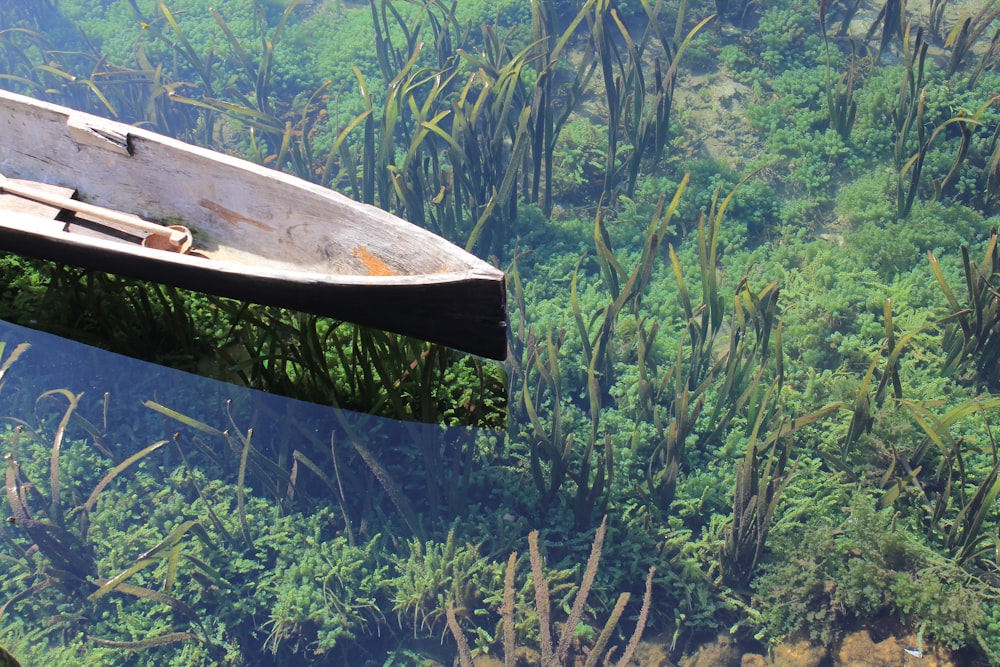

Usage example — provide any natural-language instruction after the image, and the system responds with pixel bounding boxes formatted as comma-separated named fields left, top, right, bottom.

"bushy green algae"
left=4, top=0, right=1000, bottom=663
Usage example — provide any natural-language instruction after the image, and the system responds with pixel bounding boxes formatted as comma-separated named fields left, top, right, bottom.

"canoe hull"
left=0, top=215, right=507, bottom=358
left=0, top=90, right=507, bottom=359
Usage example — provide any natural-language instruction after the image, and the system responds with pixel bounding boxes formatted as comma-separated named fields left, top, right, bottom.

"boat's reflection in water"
left=0, top=318, right=488, bottom=533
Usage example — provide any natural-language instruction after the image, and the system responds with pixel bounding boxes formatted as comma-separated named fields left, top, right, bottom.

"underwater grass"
left=0, top=386, right=217, bottom=655
left=5, top=0, right=1000, bottom=663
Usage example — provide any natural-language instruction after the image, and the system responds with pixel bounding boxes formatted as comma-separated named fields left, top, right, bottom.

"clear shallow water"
left=0, top=318, right=497, bottom=665
left=0, top=318, right=477, bottom=461
left=5, top=0, right=1000, bottom=663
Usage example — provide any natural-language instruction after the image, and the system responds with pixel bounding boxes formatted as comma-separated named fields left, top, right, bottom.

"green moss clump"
left=752, top=494, right=986, bottom=650
left=261, top=525, right=388, bottom=658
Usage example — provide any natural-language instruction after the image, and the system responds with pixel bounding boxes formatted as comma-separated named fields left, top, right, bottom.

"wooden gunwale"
left=0, top=90, right=507, bottom=359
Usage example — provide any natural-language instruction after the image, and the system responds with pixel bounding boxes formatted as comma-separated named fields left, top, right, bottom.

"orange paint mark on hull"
left=352, top=245, right=395, bottom=276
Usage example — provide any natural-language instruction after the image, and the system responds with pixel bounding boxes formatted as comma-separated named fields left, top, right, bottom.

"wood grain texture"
left=0, top=90, right=507, bottom=359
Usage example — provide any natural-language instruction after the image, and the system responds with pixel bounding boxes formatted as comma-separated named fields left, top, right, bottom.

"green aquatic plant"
left=719, top=383, right=792, bottom=591
left=19, top=266, right=505, bottom=427
left=896, top=101, right=978, bottom=220
left=720, top=378, right=842, bottom=590
left=527, top=0, right=598, bottom=216
left=148, top=378, right=487, bottom=548
left=714, top=0, right=756, bottom=27
left=549, top=117, right=608, bottom=200
left=828, top=44, right=858, bottom=142
left=887, top=27, right=980, bottom=220
left=757, top=4, right=823, bottom=71
left=893, top=394, right=1000, bottom=565
left=865, top=0, right=906, bottom=60
left=144, top=0, right=318, bottom=164
left=13, top=0, right=1000, bottom=661
left=983, top=115, right=1000, bottom=213
left=890, top=28, right=927, bottom=169
left=928, top=0, right=948, bottom=40
left=144, top=399, right=295, bottom=518
left=261, top=527, right=387, bottom=658
left=944, top=1, right=1000, bottom=77
left=513, top=310, right=613, bottom=529
left=745, top=62, right=850, bottom=209
left=967, top=33, right=1000, bottom=93
left=1, top=357, right=412, bottom=663
left=437, top=33, right=535, bottom=255
left=753, top=493, right=989, bottom=650
left=0, top=340, right=29, bottom=393
left=828, top=0, right=866, bottom=38
left=0, top=1, right=126, bottom=117
left=821, top=0, right=857, bottom=142
left=517, top=325, right=570, bottom=506
left=838, top=299, right=919, bottom=465
left=204, top=302, right=444, bottom=419
left=590, top=0, right=713, bottom=198
left=0, top=380, right=217, bottom=656
left=0, top=0, right=211, bottom=133
left=3, top=424, right=97, bottom=593
left=342, top=0, right=523, bottom=253
left=645, top=176, right=792, bottom=510
left=391, top=528, right=500, bottom=639
left=0, top=47, right=505, bottom=427
left=514, top=177, right=692, bottom=527
left=929, top=230, right=1000, bottom=385
left=345, top=0, right=687, bottom=255
left=25, top=264, right=211, bottom=370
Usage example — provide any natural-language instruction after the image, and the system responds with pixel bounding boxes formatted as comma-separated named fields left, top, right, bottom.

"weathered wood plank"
left=0, top=179, right=74, bottom=219
left=0, top=90, right=507, bottom=359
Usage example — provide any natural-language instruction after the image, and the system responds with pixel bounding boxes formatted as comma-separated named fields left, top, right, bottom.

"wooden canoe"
left=0, top=89, right=507, bottom=360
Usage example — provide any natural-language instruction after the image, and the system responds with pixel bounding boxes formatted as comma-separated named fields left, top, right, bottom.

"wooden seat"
left=0, top=178, right=73, bottom=219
